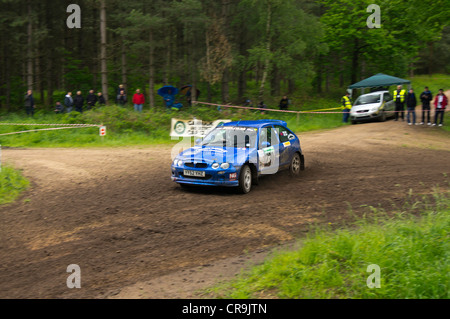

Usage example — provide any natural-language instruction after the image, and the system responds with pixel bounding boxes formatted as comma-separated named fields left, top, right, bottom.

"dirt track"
left=0, top=119, right=449, bottom=299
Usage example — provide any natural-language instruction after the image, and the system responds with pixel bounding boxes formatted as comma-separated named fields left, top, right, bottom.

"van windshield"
left=354, top=94, right=381, bottom=105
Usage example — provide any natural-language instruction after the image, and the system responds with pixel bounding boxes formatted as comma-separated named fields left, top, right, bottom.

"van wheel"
left=238, top=165, right=252, bottom=194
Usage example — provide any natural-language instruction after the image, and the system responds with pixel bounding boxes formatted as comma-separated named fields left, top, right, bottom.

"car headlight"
left=220, top=163, right=230, bottom=169
left=174, top=159, right=183, bottom=166
left=212, top=163, right=220, bottom=169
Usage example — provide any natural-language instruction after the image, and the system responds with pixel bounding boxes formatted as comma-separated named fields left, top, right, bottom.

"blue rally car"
left=171, top=120, right=305, bottom=193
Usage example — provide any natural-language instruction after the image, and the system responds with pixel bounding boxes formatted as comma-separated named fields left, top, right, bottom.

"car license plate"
left=183, top=170, right=205, bottom=177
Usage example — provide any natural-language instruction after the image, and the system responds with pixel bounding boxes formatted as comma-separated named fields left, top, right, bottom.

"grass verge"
left=208, top=189, right=450, bottom=299
left=0, top=104, right=345, bottom=148
left=0, top=165, right=29, bottom=205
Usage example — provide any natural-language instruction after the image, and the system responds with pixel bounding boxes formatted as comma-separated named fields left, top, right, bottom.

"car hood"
left=178, top=146, right=255, bottom=165
left=351, top=103, right=380, bottom=111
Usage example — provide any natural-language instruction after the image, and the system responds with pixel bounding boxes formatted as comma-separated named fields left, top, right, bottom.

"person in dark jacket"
left=24, top=90, right=35, bottom=116
left=258, top=101, right=267, bottom=114
left=116, top=89, right=127, bottom=106
left=279, top=96, right=289, bottom=110
left=97, top=92, right=106, bottom=105
left=64, top=92, right=73, bottom=113
left=419, top=86, right=433, bottom=125
left=406, top=89, right=417, bottom=125
left=73, top=91, right=84, bottom=113
left=54, top=101, right=64, bottom=114
left=86, top=90, right=98, bottom=110
left=117, top=84, right=125, bottom=96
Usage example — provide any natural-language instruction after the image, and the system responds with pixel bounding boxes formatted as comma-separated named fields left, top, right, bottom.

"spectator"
left=341, top=91, right=352, bottom=123
left=64, top=92, right=74, bottom=113
left=433, top=89, right=448, bottom=127
left=117, top=84, right=125, bottom=96
left=97, top=92, right=106, bottom=105
left=86, top=89, right=98, bottom=110
left=393, top=85, right=406, bottom=121
left=419, top=86, right=433, bottom=125
left=24, top=90, right=35, bottom=116
left=163, top=89, right=175, bottom=109
left=116, top=89, right=127, bottom=106
left=279, top=96, right=289, bottom=110
left=132, top=89, right=145, bottom=112
left=73, top=91, right=84, bottom=113
left=243, top=99, right=253, bottom=108
left=258, top=101, right=267, bottom=114
left=406, top=89, right=417, bottom=126
left=54, top=101, right=64, bottom=114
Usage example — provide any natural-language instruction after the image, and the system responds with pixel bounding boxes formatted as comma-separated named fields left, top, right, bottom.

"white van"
left=350, top=90, right=395, bottom=124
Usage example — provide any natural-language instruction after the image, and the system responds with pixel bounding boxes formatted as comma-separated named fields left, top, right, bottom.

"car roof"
left=221, top=119, right=288, bottom=128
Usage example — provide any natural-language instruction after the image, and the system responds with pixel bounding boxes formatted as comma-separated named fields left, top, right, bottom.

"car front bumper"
left=171, top=165, right=240, bottom=187
left=350, top=110, right=381, bottom=121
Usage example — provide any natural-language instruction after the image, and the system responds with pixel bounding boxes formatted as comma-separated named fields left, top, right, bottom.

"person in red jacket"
left=132, top=89, right=145, bottom=112
left=433, top=89, right=448, bottom=127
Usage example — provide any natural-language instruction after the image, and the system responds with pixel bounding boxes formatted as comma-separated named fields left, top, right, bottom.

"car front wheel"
left=238, top=165, right=252, bottom=194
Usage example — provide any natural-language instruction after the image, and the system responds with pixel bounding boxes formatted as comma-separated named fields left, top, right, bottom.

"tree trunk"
left=148, top=30, right=155, bottom=108
left=121, top=39, right=127, bottom=89
left=427, top=42, right=433, bottom=76
left=221, top=69, right=230, bottom=104
left=100, top=0, right=108, bottom=102
left=315, top=54, right=323, bottom=93
left=27, top=0, right=33, bottom=90
left=351, top=38, right=359, bottom=84
left=163, top=34, right=171, bottom=85
left=258, top=2, right=272, bottom=102
left=46, top=56, right=53, bottom=106
left=288, top=79, right=295, bottom=94
left=237, top=71, right=246, bottom=102
left=270, top=66, right=280, bottom=97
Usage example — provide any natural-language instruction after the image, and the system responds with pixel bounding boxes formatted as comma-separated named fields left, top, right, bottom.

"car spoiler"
left=265, top=119, right=288, bottom=127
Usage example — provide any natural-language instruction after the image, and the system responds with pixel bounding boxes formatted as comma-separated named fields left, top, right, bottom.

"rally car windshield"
left=354, top=94, right=381, bottom=105
left=201, top=127, right=258, bottom=148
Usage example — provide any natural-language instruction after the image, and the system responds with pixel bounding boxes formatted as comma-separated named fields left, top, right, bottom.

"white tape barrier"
left=0, top=123, right=103, bottom=137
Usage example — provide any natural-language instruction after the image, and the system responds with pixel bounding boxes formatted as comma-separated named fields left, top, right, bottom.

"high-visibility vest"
left=342, top=96, right=352, bottom=109
left=393, top=89, right=406, bottom=103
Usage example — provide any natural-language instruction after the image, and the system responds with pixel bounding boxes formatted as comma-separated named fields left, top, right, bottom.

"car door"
left=383, top=92, right=394, bottom=112
left=274, top=125, right=291, bottom=167
left=258, top=125, right=279, bottom=174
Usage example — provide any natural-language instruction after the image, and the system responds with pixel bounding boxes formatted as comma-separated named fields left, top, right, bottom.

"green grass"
left=0, top=165, right=30, bottom=205
left=407, top=74, right=450, bottom=94
left=1, top=74, right=448, bottom=147
left=209, top=190, right=450, bottom=299
left=0, top=103, right=346, bottom=148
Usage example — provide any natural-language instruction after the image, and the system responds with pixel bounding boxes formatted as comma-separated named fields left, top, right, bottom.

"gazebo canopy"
left=348, top=73, right=411, bottom=89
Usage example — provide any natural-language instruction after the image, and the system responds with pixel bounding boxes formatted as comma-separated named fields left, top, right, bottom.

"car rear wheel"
left=289, top=153, right=301, bottom=175
left=238, top=165, right=252, bottom=194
